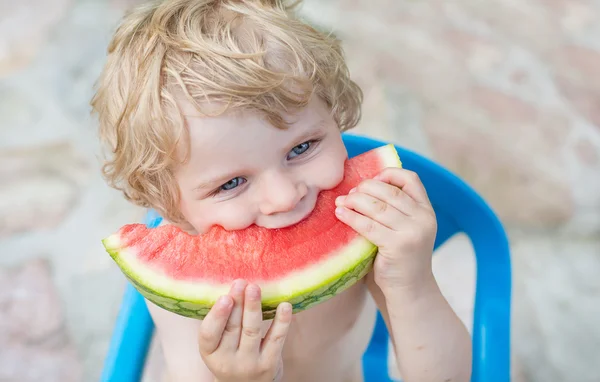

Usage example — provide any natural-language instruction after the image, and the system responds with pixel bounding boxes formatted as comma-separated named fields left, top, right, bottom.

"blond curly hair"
left=91, top=0, right=363, bottom=224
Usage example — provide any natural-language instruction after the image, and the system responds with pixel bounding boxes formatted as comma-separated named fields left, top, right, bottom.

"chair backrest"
left=101, top=134, right=512, bottom=382
left=344, top=134, right=512, bottom=382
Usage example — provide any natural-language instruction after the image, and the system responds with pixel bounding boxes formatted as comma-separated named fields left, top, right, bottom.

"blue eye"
left=220, top=177, right=246, bottom=191
left=288, top=141, right=311, bottom=159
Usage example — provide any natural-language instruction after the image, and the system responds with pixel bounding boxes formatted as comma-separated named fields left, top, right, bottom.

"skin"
left=147, top=97, right=472, bottom=382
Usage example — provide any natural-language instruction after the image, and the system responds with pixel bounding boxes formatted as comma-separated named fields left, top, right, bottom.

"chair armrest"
left=470, top=227, right=512, bottom=382
left=101, top=283, right=155, bottom=382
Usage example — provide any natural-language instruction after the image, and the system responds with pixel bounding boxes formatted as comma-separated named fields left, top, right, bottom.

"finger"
left=335, top=205, right=391, bottom=245
left=260, top=302, right=292, bottom=361
left=219, top=279, right=247, bottom=351
left=198, top=295, right=234, bottom=355
left=353, top=179, right=418, bottom=215
left=273, top=360, right=284, bottom=382
left=335, top=190, right=406, bottom=230
left=376, top=168, right=431, bottom=206
left=238, top=284, right=264, bottom=354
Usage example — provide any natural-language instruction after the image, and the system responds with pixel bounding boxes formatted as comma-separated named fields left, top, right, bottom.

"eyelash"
left=212, top=139, right=320, bottom=196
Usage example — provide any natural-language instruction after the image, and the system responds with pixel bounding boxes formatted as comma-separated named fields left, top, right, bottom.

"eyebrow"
left=285, top=118, right=327, bottom=149
left=192, top=118, right=328, bottom=193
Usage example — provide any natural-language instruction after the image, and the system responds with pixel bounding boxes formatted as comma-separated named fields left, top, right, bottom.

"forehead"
left=180, top=97, right=332, bottom=163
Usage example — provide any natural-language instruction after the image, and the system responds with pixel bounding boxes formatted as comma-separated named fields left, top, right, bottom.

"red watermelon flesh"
left=103, top=144, right=402, bottom=319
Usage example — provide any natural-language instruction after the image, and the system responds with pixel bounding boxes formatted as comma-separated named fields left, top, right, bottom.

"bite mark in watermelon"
left=102, top=144, right=402, bottom=319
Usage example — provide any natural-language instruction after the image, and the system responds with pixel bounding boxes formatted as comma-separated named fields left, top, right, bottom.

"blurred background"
left=1, top=0, right=599, bottom=381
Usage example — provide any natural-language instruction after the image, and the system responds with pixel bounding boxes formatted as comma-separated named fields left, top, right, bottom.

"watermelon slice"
left=103, top=144, right=402, bottom=319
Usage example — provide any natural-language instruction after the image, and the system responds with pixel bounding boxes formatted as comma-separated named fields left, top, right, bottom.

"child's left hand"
left=335, top=167, right=437, bottom=292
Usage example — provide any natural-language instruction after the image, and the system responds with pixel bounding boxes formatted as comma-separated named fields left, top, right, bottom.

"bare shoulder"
left=146, top=218, right=214, bottom=381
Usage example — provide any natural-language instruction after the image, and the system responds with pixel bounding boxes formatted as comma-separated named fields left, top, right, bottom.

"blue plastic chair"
left=100, top=133, right=511, bottom=382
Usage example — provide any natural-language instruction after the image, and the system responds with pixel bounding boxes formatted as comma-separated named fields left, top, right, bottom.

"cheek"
left=314, top=139, right=347, bottom=190
left=215, top=202, right=257, bottom=230
left=178, top=194, right=197, bottom=223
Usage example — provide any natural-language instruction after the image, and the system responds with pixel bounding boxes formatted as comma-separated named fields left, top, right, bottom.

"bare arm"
left=366, top=272, right=472, bottom=382
left=336, top=167, right=472, bottom=381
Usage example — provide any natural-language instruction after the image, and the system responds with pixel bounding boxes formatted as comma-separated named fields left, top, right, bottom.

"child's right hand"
left=198, top=279, right=293, bottom=382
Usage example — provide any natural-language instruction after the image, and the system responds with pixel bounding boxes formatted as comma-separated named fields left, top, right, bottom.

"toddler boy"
left=92, top=1, right=472, bottom=381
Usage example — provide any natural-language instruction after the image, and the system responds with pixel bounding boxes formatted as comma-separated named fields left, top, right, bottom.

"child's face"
left=174, top=97, right=348, bottom=234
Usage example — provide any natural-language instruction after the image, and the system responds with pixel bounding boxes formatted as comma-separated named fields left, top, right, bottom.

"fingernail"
left=247, top=284, right=260, bottom=299
left=349, top=187, right=357, bottom=193
left=218, top=296, right=232, bottom=308
left=281, top=303, right=292, bottom=314
left=232, top=279, right=247, bottom=293
left=335, top=207, right=344, bottom=215
left=335, top=196, right=346, bottom=206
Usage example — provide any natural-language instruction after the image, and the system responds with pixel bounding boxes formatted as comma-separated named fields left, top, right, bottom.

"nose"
left=259, top=170, right=308, bottom=215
